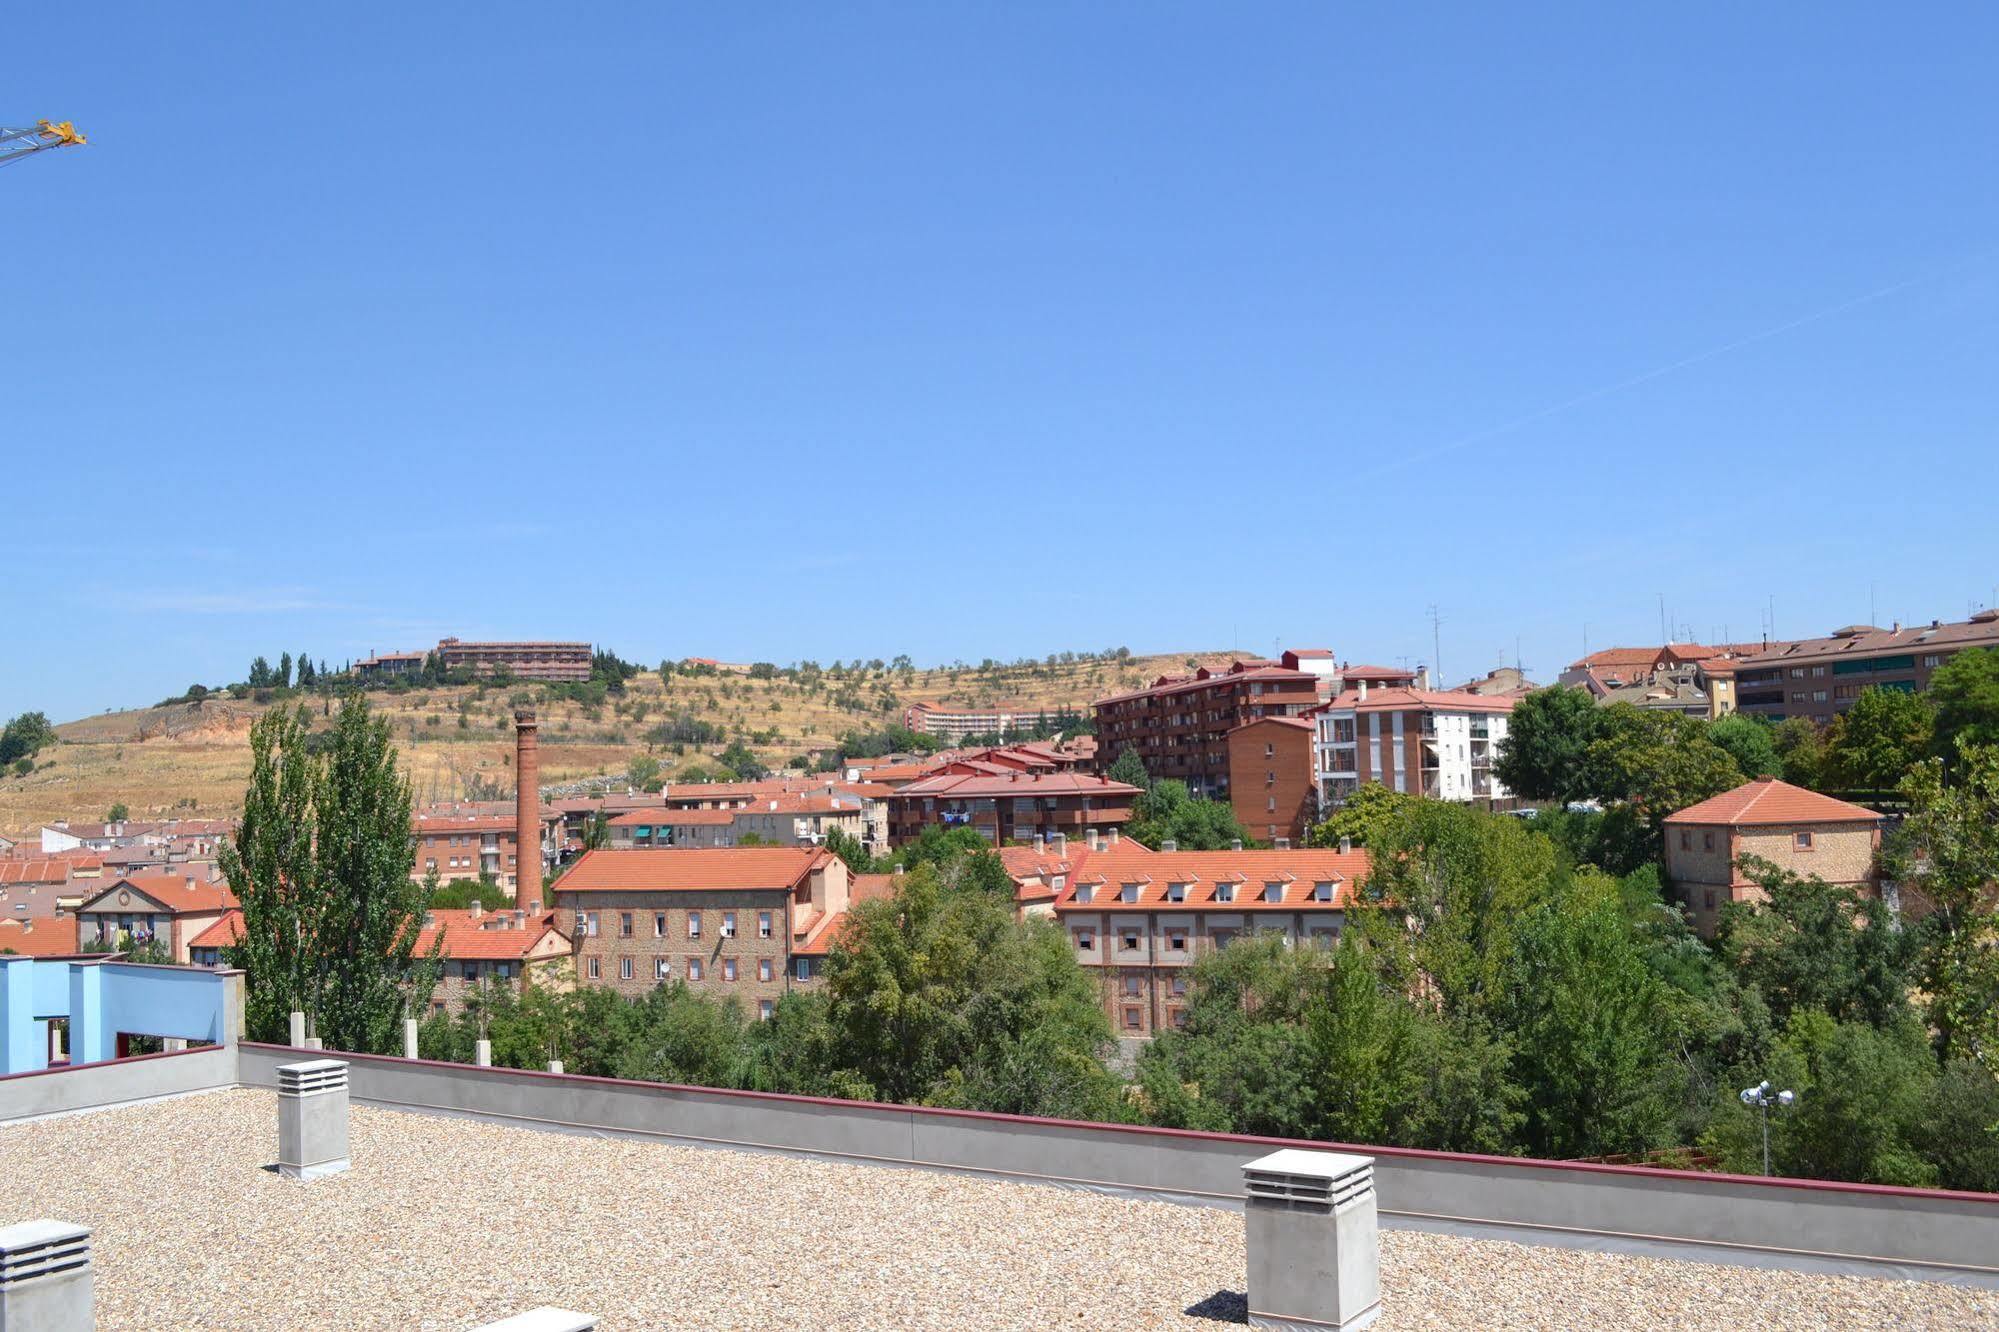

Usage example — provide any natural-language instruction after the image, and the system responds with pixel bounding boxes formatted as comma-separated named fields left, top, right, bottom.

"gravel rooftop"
left=1, top=1089, right=1991, bottom=1330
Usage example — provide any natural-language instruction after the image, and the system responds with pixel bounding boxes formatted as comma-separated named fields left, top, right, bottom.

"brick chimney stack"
left=514, top=708, right=542, bottom=911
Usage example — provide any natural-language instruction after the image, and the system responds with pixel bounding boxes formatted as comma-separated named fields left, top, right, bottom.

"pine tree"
left=277, top=652, right=293, bottom=689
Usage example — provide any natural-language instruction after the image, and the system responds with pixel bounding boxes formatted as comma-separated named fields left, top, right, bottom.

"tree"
left=277, top=652, right=294, bottom=689
left=1771, top=717, right=1829, bottom=789
left=1125, top=779, right=1255, bottom=851
left=1824, top=687, right=1934, bottom=794
left=1930, top=648, right=1999, bottom=763
left=822, top=825, right=877, bottom=875
left=718, top=740, right=769, bottom=781
left=221, top=697, right=442, bottom=1051
left=107, top=802, right=130, bottom=823
left=1708, top=714, right=1781, bottom=780
left=0, top=712, right=57, bottom=766
left=1715, top=859, right=1913, bottom=1029
left=297, top=653, right=316, bottom=689
left=1924, top=1059, right=1999, bottom=1193
left=248, top=656, right=273, bottom=689
left=1305, top=784, right=1411, bottom=849
left=1105, top=747, right=1150, bottom=791
left=1578, top=706, right=1742, bottom=833
left=1495, top=873, right=1683, bottom=1159
left=1493, top=686, right=1603, bottom=803
left=1880, top=744, right=1999, bottom=1064
left=1702, top=1009, right=1936, bottom=1185
left=625, top=755, right=663, bottom=793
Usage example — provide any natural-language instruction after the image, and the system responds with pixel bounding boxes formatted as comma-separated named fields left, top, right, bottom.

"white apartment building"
left=1313, top=685, right=1515, bottom=807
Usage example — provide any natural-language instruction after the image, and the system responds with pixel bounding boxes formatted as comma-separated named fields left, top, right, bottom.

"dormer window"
left=1119, top=883, right=1139, bottom=904
left=1214, top=883, right=1235, bottom=904
left=1312, top=881, right=1335, bottom=903
left=1263, top=882, right=1284, bottom=904
left=1074, top=884, right=1094, bottom=904
left=1166, top=882, right=1186, bottom=903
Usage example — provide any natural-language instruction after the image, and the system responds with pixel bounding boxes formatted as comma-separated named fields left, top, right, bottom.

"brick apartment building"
left=1662, top=778, right=1884, bottom=936
left=902, top=701, right=1069, bottom=743
left=1733, top=610, right=1999, bottom=725
left=885, top=771, right=1140, bottom=847
left=1093, top=655, right=1327, bottom=799
left=354, top=650, right=425, bottom=681
left=1227, top=715, right=1318, bottom=845
left=411, top=811, right=558, bottom=892
left=1314, top=684, right=1515, bottom=807
left=608, top=808, right=737, bottom=849
left=435, top=638, right=594, bottom=682
left=1050, top=844, right=1369, bottom=1037
left=552, top=847, right=855, bottom=1018
left=73, top=873, right=239, bottom=964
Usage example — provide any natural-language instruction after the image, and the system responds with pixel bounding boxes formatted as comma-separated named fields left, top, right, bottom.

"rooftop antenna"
left=1658, top=593, right=1668, bottom=643
left=1427, top=604, right=1443, bottom=685
left=1870, top=582, right=1877, bottom=627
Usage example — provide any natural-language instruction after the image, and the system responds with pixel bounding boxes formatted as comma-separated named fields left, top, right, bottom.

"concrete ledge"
left=0, top=1046, right=236, bottom=1125
left=236, top=1043, right=1999, bottom=1287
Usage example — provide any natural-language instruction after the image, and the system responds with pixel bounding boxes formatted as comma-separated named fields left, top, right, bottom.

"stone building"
left=1662, top=778, right=1884, bottom=935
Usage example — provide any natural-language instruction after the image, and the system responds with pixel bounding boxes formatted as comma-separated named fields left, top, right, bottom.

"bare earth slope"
left=2, top=649, right=1231, bottom=828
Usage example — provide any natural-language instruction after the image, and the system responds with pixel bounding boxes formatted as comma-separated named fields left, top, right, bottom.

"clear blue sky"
left=9, top=5, right=1998, bottom=720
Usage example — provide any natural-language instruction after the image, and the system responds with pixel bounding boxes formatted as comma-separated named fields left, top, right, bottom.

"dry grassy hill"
left=1, top=649, right=1235, bottom=830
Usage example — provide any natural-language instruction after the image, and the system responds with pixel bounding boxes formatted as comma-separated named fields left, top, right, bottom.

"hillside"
left=1, top=649, right=1233, bottom=829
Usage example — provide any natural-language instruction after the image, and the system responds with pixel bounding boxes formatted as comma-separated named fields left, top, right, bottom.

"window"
left=1679, top=832, right=1690, bottom=851
left=1073, top=884, right=1094, bottom=904
left=1704, top=890, right=1716, bottom=911
left=1263, top=882, right=1284, bottom=903
left=1166, top=883, right=1186, bottom=903
left=1265, top=770, right=1275, bottom=786
left=758, top=958, right=774, bottom=983
left=1264, top=742, right=1274, bottom=758
left=619, top=956, right=634, bottom=980
left=721, top=911, right=737, bottom=938
left=1266, top=796, right=1277, bottom=812
left=587, top=956, right=601, bottom=980
left=1703, top=831, right=1715, bottom=851
left=1312, top=881, right=1334, bottom=902
left=1119, top=883, right=1138, bottom=904
left=688, top=912, right=702, bottom=938
left=1074, top=929, right=1096, bottom=951
left=1166, top=929, right=1188, bottom=952
left=1812, top=690, right=1828, bottom=703
left=1123, top=974, right=1142, bottom=997
left=1794, top=831, right=1814, bottom=851
left=1123, top=1006, right=1142, bottom=1030
left=795, top=957, right=814, bottom=981
left=585, top=911, right=600, bottom=937
left=1170, top=1008, right=1188, bottom=1030
left=687, top=957, right=703, bottom=981
left=654, top=957, right=670, bottom=981
left=1925, top=654, right=1942, bottom=668
left=1170, top=974, right=1188, bottom=996
left=1811, top=665, right=1827, bottom=677
left=758, top=911, right=773, bottom=939
left=424, top=858, right=437, bottom=872
left=462, top=961, right=481, bottom=983
left=1214, top=883, right=1235, bottom=903
left=654, top=912, right=666, bottom=937
left=1120, top=930, right=1141, bottom=951
left=619, top=912, right=633, bottom=938
left=760, top=1000, right=774, bottom=1022
left=1790, top=667, right=1806, bottom=679
left=722, top=958, right=737, bottom=982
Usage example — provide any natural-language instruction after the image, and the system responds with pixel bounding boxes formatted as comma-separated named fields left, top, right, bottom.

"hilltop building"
left=1733, top=610, right=1999, bottom=725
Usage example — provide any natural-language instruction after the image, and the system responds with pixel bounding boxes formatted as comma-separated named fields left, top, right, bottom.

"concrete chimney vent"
left=1357, top=680, right=1368, bottom=702
left=1161, top=839, right=1178, bottom=853
left=275, top=1059, right=351, bottom=1181
left=0, top=1219, right=94, bottom=1332
left=1339, top=837, right=1352, bottom=855
left=1274, top=837, right=1290, bottom=850
left=1230, top=839, right=1243, bottom=852
left=1242, top=1149, right=1380, bottom=1330
left=469, top=899, right=483, bottom=920
left=1050, top=832, right=1066, bottom=855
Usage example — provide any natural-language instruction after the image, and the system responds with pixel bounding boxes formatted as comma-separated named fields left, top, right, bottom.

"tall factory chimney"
left=514, top=707, right=542, bottom=911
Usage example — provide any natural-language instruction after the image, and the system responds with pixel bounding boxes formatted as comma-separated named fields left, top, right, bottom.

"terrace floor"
left=3, top=1089, right=1992, bottom=1330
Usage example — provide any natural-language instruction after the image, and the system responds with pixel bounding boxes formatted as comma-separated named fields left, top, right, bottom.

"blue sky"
left=8, top=5, right=1998, bottom=720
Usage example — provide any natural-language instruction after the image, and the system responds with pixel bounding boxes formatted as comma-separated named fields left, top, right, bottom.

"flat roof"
left=2, top=1089, right=1987, bottom=1330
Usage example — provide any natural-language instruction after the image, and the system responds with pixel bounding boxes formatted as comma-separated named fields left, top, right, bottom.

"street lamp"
left=1739, top=1080, right=1796, bottom=1176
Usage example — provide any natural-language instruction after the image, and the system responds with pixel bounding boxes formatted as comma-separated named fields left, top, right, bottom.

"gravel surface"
left=2, top=1089, right=1991, bottom=1330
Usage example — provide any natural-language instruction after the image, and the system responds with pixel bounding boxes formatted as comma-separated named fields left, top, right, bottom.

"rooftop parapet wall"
left=236, top=1041, right=1999, bottom=1288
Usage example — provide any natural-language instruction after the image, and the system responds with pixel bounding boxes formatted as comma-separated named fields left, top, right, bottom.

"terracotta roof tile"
left=79, top=874, right=238, bottom=915
left=1051, top=847, right=1369, bottom=912
left=0, top=916, right=81, bottom=956
left=553, top=847, right=828, bottom=894
left=1663, top=778, right=1883, bottom=827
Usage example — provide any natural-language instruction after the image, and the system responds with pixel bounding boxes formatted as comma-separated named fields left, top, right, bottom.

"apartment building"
left=1052, top=844, right=1369, bottom=1037
left=885, top=771, right=1140, bottom=847
left=1733, top=610, right=1999, bottom=725
left=434, top=637, right=593, bottom=682
left=413, top=814, right=530, bottom=889
left=353, top=650, right=425, bottom=681
left=903, top=701, right=1063, bottom=743
left=1663, top=778, right=1883, bottom=935
left=1093, top=657, right=1325, bottom=799
left=608, top=808, right=737, bottom=849
left=1314, top=684, right=1515, bottom=807
left=552, top=847, right=854, bottom=1017
left=0, top=857, right=103, bottom=919
left=1226, top=715, right=1318, bottom=845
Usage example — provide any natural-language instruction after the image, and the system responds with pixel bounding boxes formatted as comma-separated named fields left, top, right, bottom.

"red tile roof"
left=79, top=874, right=238, bottom=915
left=1093, top=664, right=1320, bottom=708
left=1326, top=687, right=1517, bottom=715
left=609, top=808, right=736, bottom=827
left=1663, top=778, right=1884, bottom=828
left=188, top=910, right=245, bottom=949
left=1052, top=847, right=1370, bottom=912
left=553, top=847, right=829, bottom=894
left=416, top=908, right=565, bottom=960
left=0, top=859, right=74, bottom=886
left=1229, top=714, right=1316, bottom=734
left=891, top=771, right=1142, bottom=799
left=0, top=916, right=81, bottom=956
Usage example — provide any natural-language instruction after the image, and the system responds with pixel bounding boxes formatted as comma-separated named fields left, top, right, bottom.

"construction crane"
left=0, top=120, right=87, bottom=168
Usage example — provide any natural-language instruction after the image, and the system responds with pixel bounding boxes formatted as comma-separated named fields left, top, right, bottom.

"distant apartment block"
left=1314, top=684, right=1515, bottom=806
left=435, top=637, right=593, bottom=682
left=1227, top=715, right=1317, bottom=845
left=885, top=771, right=1140, bottom=847
left=1093, top=655, right=1327, bottom=800
left=411, top=809, right=560, bottom=892
left=1559, top=642, right=1772, bottom=720
left=1050, top=844, right=1369, bottom=1037
left=903, top=701, right=1070, bottom=742
left=1663, top=778, right=1883, bottom=935
left=1733, top=610, right=1999, bottom=725
left=353, top=651, right=425, bottom=681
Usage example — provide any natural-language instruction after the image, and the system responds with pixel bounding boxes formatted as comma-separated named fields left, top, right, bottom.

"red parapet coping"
left=239, top=1042, right=1999, bottom=1204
